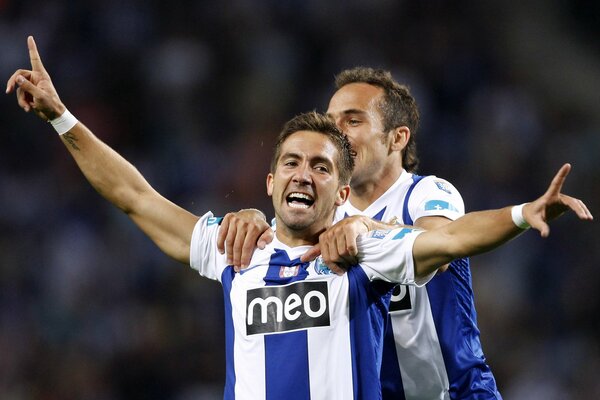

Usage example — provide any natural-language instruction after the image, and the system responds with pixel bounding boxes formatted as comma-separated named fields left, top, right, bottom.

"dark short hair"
left=335, top=67, right=420, bottom=172
left=270, top=111, right=355, bottom=185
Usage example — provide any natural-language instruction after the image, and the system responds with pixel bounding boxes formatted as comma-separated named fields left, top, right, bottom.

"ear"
left=335, top=184, right=351, bottom=206
left=389, top=126, right=410, bottom=152
left=266, top=173, right=274, bottom=196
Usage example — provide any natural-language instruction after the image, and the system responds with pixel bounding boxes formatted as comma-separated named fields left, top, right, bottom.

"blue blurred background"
left=1, top=1, right=599, bottom=399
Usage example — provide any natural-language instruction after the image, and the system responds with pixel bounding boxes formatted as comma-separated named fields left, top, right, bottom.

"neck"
left=349, top=166, right=405, bottom=211
left=274, top=220, right=331, bottom=248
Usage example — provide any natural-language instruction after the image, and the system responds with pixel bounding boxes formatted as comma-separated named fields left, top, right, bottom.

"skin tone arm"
left=302, top=163, right=592, bottom=276
left=6, top=36, right=198, bottom=264
left=412, top=163, right=592, bottom=277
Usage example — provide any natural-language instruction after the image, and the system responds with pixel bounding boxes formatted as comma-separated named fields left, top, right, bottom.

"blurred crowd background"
left=1, top=1, right=599, bottom=399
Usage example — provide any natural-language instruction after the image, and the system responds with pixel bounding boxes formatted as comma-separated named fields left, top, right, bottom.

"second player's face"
left=327, top=83, right=391, bottom=187
left=267, top=131, right=348, bottom=242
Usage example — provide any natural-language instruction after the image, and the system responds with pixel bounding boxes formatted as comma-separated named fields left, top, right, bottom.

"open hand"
left=6, top=36, right=64, bottom=120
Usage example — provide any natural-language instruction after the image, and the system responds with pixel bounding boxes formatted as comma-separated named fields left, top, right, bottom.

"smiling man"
left=7, top=36, right=592, bottom=400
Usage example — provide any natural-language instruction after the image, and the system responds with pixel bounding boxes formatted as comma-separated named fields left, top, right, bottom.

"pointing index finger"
left=28, top=36, right=46, bottom=72
left=546, top=163, right=571, bottom=197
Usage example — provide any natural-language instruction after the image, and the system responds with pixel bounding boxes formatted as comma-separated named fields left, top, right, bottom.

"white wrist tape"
left=49, top=109, right=78, bottom=135
left=511, top=203, right=531, bottom=229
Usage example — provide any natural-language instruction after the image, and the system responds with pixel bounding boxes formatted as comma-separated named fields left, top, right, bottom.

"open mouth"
left=286, top=192, right=314, bottom=209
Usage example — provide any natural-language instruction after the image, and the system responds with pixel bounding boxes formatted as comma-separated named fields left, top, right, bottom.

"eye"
left=283, top=160, right=298, bottom=167
left=347, top=119, right=361, bottom=127
left=315, top=165, right=329, bottom=173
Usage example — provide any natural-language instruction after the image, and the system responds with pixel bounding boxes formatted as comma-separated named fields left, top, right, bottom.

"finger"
left=563, top=196, right=594, bottom=220
left=16, top=87, right=32, bottom=111
left=335, top=231, right=348, bottom=260
left=574, top=198, right=593, bottom=220
left=28, top=36, right=47, bottom=72
left=325, top=235, right=343, bottom=266
left=344, top=229, right=359, bottom=257
left=329, top=263, right=346, bottom=276
left=545, top=163, right=571, bottom=197
left=6, top=69, right=32, bottom=94
left=256, top=228, right=274, bottom=249
left=216, top=214, right=231, bottom=254
left=580, top=199, right=594, bottom=220
left=16, top=75, right=44, bottom=99
left=528, top=216, right=550, bottom=238
left=238, top=227, right=261, bottom=268
left=300, top=245, right=321, bottom=263
left=224, top=224, right=237, bottom=265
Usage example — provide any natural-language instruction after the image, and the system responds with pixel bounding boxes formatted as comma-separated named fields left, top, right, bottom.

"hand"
left=6, top=36, right=65, bottom=120
left=301, top=215, right=372, bottom=274
left=523, top=163, right=593, bottom=237
left=217, top=209, right=273, bottom=271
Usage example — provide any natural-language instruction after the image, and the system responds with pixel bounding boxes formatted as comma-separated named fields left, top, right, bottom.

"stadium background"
left=0, top=1, right=598, bottom=399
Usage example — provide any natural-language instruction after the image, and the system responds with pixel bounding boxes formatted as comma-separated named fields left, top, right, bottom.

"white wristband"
left=49, top=109, right=78, bottom=135
left=511, top=203, right=530, bottom=230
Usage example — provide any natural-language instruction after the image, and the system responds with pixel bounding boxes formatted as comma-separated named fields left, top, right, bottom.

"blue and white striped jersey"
left=335, top=170, right=502, bottom=400
left=189, top=212, right=431, bottom=400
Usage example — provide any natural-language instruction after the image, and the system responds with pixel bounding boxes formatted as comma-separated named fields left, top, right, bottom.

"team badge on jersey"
left=424, top=200, right=458, bottom=212
left=279, top=265, right=300, bottom=278
left=314, top=257, right=333, bottom=275
left=435, top=180, right=453, bottom=194
left=368, top=229, right=390, bottom=239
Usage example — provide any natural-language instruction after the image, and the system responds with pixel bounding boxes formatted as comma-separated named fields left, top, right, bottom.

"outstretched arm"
left=413, top=163, right=593, bottom=277
left=6, top=36, right=198, bottom=264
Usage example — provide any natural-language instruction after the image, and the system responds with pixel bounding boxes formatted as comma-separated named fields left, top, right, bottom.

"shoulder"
left=413, top=175, right=462, bottom=197
left=407, top=175, right=465, bottom=218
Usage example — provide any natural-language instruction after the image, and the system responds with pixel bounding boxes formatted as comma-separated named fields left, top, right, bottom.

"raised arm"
left=413, top=164, right=593, bottom=277
left=6, top=36, right=198, bottom=264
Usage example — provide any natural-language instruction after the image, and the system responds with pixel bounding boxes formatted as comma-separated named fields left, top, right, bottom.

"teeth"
left=287, top=192, right=314, bottom=208
left=288, top=193, right=313, bottom=201
left=289, top=202, right=310, bottom=209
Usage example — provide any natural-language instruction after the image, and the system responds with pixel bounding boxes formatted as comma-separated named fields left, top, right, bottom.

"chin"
left=280, top=214, right=314, bottom=231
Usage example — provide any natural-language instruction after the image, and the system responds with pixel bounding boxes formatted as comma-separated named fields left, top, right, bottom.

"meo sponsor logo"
left=246, top=281, right=330, bottom=335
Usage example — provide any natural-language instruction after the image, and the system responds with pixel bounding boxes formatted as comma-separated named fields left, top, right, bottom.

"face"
left=327, top=83, right=397, bottom=187
left=267, top=131, right=349, bottom=242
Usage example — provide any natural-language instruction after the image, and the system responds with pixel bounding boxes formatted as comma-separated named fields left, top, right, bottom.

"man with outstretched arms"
left=325, top=68, right=483, bottom=400
left=217, top=68, right=592, bottom=399
left=8, top=37, right=592, bottom=400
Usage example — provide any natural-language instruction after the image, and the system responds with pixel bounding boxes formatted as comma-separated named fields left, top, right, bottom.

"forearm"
left=59, top=121, right=198, bottom=263
left=414, top=207, right=524, bottom=276
left=60, top=122, right=154, bottom=213
left=444, top=207, right=523, bottom=257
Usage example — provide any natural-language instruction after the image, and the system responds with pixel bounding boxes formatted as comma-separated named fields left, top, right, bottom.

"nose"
left=292, top=163, right=312, bottom=185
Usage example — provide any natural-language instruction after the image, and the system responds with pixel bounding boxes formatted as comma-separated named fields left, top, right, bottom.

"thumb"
left=300, top=245, right=321, bottom=263
left=529, top=218, right=551, bottom=238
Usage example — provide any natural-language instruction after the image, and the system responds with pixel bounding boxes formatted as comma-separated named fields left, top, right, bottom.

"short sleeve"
left=408, top=176, right=465, bottom=222
left=189, top=211, right=228, bottom=281
left=356, top=228, right=434, bottom=287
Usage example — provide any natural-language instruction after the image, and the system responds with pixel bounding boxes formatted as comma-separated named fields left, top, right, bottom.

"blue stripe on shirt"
left=264, top=250, right=311, bottom=400
left=348, top=266, right=394, bottom=399
left=222, top=266, right=237, bottom=400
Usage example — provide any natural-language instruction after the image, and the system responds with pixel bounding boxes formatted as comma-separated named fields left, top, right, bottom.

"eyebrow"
left=280, top=152, right=335, bottom=168
left=326, top=109, right=367, bottom=118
